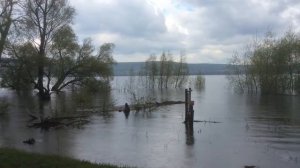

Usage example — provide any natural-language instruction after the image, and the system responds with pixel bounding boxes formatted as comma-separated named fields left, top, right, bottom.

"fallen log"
left=23, top=138, right=35, bottom=145
left=77, top=100, right=185, bottom=113
left=28, top=115, right=89, bottom=130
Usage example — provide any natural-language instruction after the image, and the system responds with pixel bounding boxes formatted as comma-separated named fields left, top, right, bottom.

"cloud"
left=69, top=0, right=300, bottom=63
left=71, top=0, right=166, bottom=38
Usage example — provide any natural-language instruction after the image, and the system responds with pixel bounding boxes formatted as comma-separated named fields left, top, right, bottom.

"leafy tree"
left=2, top=26, right=115, bottom=95
left=23, top=0, right=75, bottom=99
left=1, top=42, right=38, bottom=89
left=228, top=30, right=300, bottom=95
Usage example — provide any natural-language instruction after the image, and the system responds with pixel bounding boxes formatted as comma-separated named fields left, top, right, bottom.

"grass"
left=0, top=148, right=132, bottom=168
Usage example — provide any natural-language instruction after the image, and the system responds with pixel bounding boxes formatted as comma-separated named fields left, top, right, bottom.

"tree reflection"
left=185, top=123, right=194, bottom=145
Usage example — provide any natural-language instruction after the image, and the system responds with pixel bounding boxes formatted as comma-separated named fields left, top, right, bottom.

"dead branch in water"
left=28, top=115, right=89, bottom=130
left=193, top=120, right=221, bottom=123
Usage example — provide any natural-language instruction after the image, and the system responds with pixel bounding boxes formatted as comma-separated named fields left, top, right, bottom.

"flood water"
left=0, top=75, right=300, bottom=168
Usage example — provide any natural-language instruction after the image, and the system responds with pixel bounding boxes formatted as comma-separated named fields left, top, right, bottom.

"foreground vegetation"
left=0, top=148, right=131, bottom=168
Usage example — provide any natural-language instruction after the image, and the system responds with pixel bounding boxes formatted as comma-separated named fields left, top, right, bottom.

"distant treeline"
left=1, top=58, right=231, bottom=76
left=113, top=62, right=230, bottom=76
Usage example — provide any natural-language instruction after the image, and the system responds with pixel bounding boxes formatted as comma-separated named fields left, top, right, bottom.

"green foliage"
left=0, top=148, right=132, bottom=168
left=195, top=75, right=205, bottom=90
left=73, top=90, right=93, bottom=108
left=2, top=25, right=115, bottom=95
left=141, top=51, right=189, bottom=89
left=1, top=1, right=115, bottom=99
left=295, top=75, right=300, bottom=93
left=81, top=78, right=111, bottom=93
left=1, top=42, right=38, bottom=90
left=228, top=30, right=300, bottom=95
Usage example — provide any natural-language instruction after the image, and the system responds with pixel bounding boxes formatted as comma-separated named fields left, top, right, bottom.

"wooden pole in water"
left=189, top=88, right=193, bottom=124
left=184, top=88, right=194, bottom=125
left=185, top=88, right=194, bottom=124
left=185, top=89, right=188, bottom=123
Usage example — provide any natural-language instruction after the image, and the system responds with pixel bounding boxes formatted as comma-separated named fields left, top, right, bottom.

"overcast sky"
left=69, top=0, right=300, bottom=63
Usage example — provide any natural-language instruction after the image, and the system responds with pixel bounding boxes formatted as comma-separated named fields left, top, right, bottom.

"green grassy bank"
left=0, top=148, right=131, bottom=168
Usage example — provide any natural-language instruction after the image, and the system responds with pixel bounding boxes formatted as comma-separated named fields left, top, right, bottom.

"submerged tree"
left=22, top=0, right=75, bottom=99
left=173, top=51, right=189, bottom=88
left=2, top=27, right=115, bottom=94
left=141, top=51, right=189, bottom=89
left=228, top=30, right=300, bottom=95
left=1, top=42, right=38, bottom=90
left=144, top=54, right=158, bottom=88
left=2, top=0, right=115, bottom=99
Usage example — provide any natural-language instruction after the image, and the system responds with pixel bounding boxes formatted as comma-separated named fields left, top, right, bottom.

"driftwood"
left=23, top=138, right=35, bottom=145
left=193, top=120, right=221, bottom=123
left=28, top=115, right=89, bottom=130
left=244, top=166, right=256, bottom=168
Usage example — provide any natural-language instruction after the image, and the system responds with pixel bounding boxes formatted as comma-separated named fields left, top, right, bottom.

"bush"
left=195, top=75, right=205, bottom=89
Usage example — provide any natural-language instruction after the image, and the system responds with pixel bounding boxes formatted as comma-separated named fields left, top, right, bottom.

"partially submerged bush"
left=195, top=75, right=205, bottom=90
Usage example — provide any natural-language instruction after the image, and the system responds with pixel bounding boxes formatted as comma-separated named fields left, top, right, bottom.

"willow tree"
left=23, top=0, right=75, bottom=99
left=50, top=34, right=115, bottom=92
left=2, top=26, right=115, bottom=94
left=2, top=0, right=115, bottom=99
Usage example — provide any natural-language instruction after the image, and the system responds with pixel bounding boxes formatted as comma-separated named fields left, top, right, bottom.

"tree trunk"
left=37, top=40, right=49, bottom=100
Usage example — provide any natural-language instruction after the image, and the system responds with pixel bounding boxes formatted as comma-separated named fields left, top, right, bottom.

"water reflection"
left=244, top=94, right=300, bottom=154
left=123, top=111, right=130, bottom=119
left=185, top=123, right=194, bottom=145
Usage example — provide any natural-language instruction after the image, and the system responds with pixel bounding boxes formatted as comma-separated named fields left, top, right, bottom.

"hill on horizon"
left=113, top=62, right=229, bottom=76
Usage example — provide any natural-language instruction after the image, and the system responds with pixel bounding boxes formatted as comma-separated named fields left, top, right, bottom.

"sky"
left=69, top=0, right=300, bottom=63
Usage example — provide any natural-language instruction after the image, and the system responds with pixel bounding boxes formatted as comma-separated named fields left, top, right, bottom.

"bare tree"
left=174, top=51, right=189, bottom=88
left=144, top=54, right=157, bottom=88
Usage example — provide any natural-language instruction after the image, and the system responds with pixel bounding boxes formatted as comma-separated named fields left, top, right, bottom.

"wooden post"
left=185, top=89, right=188, bottom=123
left=184, top=88, right=194, bottom=144
left=188, top=88, right=192, bottom=119
left=185, top=88, right=194, bottom=125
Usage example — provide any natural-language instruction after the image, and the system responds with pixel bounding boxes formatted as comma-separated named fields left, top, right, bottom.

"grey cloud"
left=71, top=0, right=166, bottom=38
left=114, top=33, right=186, bottom=55
left=69, top=0, right=300, bottom=63
left=183, top=0, right=300, bottom=40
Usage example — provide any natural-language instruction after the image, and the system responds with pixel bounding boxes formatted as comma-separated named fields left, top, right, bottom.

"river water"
left=0, top=75, right=300, bottom=168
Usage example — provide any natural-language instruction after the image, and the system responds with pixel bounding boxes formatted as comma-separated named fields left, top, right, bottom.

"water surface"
left=0, top=76, right=300, bottom=168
